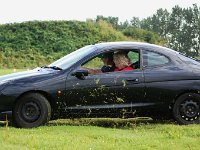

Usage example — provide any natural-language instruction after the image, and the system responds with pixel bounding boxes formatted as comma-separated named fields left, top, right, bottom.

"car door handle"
left=126, top=78, right=139, bottom=82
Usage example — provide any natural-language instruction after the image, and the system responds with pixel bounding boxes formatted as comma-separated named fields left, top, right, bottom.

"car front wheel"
left=13, top=93, right=51, bottom=128
left=173, top=93, right=200, bottom=125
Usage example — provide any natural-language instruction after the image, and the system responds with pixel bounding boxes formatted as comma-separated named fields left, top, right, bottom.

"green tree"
left=130, top=17, right=140, bottom=28
left=140, top=8, right=170, bottom=38
left=192, top=4, right=200, bottom=55
left=96, top=15, right=119, bottom=30
left=139, top=4, right=200, bottom=56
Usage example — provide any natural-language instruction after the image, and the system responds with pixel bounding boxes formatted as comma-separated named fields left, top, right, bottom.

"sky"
left=0, top=0, right=200, bottom=24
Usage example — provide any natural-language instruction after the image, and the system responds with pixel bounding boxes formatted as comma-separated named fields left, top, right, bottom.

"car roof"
left=94, top=41, right=179, bottom=55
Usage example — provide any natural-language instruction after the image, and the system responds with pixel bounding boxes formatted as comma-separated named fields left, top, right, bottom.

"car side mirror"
left=71, top=69, right=89, bottom=79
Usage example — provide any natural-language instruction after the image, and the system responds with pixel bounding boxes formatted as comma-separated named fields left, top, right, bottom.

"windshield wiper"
left=41, top=66, right=63, bottom=71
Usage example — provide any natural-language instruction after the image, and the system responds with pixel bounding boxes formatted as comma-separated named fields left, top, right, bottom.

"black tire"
left=173, top=93, right=200, bottom=125
left=13, top=93, right=51, bottom=128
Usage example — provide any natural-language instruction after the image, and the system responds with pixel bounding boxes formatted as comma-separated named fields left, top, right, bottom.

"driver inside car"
left=82, top=52, right=115, bottom=74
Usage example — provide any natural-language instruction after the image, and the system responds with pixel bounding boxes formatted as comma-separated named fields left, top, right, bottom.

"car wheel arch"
left=14, top=90, right=56, bottom=113
left=168, top=90, right=200, bottom=111
left=173, top=90, right=200, bottom=104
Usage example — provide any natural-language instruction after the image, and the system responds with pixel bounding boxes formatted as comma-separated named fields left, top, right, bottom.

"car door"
left=65, top=72, right=114, bottom=108
left=100, top=70, right=145, bottom=108
left=64, top=49, right=145, bottom=114
left=65, top=69, right=145, bottom=112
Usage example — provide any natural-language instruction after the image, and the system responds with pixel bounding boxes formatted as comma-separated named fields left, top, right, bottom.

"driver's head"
left=100, top=53, right=113, bottom=65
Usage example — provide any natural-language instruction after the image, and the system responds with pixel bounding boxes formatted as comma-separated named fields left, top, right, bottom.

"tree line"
left=95, top=4, right=200, bottom=56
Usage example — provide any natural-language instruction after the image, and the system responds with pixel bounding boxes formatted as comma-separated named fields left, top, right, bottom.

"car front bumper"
left=0, top=91, right=14, bottom=120
left=0, top=92, right=13, bottom=113
left=0, top=111, right=12, bottom=121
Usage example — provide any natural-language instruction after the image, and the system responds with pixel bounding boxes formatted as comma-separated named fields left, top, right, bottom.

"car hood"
left=0, top=68, right=56, bottom=83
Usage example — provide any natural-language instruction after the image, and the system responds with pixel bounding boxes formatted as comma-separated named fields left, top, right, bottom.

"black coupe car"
left=0, top=42, right=200, bottom=128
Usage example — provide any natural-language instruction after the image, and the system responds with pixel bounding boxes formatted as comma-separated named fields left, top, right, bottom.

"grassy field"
left=0, top=69, right=200, bottom=150
left=0, top=69, right=26, bottom=76
left=0, top=119, right=200, bottom=150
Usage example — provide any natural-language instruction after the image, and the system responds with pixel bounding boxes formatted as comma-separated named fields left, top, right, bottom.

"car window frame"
left=141, top=49, right=172, bottom=69
left=71, top=47, right=143, bottom=76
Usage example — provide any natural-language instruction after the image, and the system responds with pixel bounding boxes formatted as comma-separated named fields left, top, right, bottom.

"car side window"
left=127, top=51, right=140, bottom=69
left=81, top=53, right=113, bottom=75
left=128, top=51, right=139, bottom=63
left=143, top=50, right=170, bottom=67
left=80, top=50, right=140, bottom=75
left=82, top=57, right=103, bottom=69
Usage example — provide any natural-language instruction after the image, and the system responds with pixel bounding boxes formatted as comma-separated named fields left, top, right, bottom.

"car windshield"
left=178, top=53, right=200, bottom=65
left=49, top=45, right=95, bottom=70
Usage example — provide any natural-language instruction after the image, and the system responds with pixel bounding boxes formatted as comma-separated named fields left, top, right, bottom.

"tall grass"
left=0, top=69, right=26, bottom=76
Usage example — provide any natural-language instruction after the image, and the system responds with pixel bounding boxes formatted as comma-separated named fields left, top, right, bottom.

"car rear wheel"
left=173, top=93, right=200, bottom=125
left=13, top=93, right=51, bottom=128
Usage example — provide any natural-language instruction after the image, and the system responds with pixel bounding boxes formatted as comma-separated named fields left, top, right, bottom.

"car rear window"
left=142, top=50, right=170, bottom=67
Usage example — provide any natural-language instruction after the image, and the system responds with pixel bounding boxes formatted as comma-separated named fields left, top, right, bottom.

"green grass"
left=0, top=69, right=26, bottom=76
left=0, top=119, right=200, bottom=150
left=0, top=69, right=200, bottom=150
